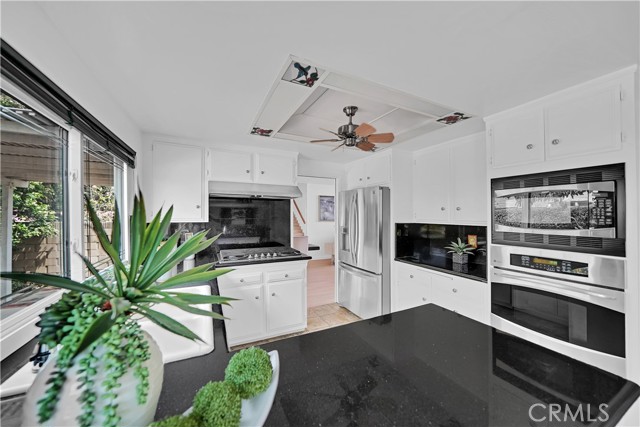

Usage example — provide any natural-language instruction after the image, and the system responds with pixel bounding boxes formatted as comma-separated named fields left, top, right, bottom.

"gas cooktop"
left=216, top=246, right=308, bottom=266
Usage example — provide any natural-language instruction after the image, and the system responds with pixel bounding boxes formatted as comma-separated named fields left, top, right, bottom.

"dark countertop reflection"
left=157, top=305, right=639, bottom=426
left=396, top=255, right=487, bottom=282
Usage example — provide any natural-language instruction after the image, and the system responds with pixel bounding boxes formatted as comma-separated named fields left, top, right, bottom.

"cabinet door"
left=152, top=141, right=206, bottom=222
left=450, top=136, right=487, bottom=224
left=219, top=284, right=266, bottom=345
left=489, top=110, right=545, bottom=168
left=545, top=84, right=622, bottom=160
left=210, top=150, right=253, bottom=183
left=256, top=154, right=296, bottom=185
left=347, top=161, right=366, bottom=189
left=267, top=279, right=306, bottom=333
left=432, top=275, right=487, bottom=324
left=364, top=154, right=391, bottom=186
left=413, top=145, right=450, bottom=222
left=395, top=263, right=432, bottom=312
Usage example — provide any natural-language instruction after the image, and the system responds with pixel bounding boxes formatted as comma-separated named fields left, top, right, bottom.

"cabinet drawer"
left=432, top=275, right=486, bottom=321
left=266, top=268, right=304, bottom=282
left=219, top=271, right=263, bottom=287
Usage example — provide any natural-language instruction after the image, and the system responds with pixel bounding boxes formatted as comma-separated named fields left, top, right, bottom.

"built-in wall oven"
left=491, top=163, right=625, bottom=256
left=490, top=245, right=626, bottom=375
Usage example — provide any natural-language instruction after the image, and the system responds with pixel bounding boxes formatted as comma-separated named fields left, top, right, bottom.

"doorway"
left=294, top=176, right=337, bottom=308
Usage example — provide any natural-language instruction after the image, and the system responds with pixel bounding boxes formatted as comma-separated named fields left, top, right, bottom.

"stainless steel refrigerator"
left=337, top=186, right=390, bottom=319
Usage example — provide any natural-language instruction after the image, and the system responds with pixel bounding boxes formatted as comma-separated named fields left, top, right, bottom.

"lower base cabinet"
left=394, top=261, right=488, bottom=324
left=218, top=261, right=308, bottom=348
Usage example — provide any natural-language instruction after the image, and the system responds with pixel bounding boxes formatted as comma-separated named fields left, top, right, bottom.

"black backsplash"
left=396, top=223, right=487, bottom=270
left=170, top=197, right=291, bottom=254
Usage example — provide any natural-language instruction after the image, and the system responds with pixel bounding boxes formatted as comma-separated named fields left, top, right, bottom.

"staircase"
left=293, top=215, right=305, bottom=237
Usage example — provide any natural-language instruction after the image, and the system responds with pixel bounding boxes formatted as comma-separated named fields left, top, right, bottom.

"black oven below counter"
left=395, top=255, right=487, bottom=282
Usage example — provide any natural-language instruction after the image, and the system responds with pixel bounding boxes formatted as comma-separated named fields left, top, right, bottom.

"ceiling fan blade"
left=355, top=123, right=376, bottom=138
left=331, top=141, right=347, bottom=152
left=310, top=138, right=341, bottom=143
left=367, top=133, right=395, bottom=143
left=356, top=141, right=376, bottom=152
left=320, top=128, right=342, bottom=137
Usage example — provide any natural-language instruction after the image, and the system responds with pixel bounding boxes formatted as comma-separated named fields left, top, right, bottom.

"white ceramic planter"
left=21, top=331, right=164, bottom=427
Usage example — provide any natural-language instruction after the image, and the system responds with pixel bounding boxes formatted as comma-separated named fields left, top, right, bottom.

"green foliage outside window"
left=12, top=182, right=62, bottom=246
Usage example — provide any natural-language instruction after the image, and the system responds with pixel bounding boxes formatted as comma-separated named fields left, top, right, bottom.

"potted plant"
left=444, top=237, right=475, bottom=264
left=1, top=191, right=233, bottom=427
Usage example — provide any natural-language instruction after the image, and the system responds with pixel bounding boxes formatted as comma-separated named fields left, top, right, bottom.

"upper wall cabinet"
left=210, top=150, right=297, bottom=186
left=413, top=133, right=487, bottom=225
left=151, top=141, right=209, bottom=222
left=486, top=77, right=626, bottom=169
left=346, top=152, right=391, bottom=189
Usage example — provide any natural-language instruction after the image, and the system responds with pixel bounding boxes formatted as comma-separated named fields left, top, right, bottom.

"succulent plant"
left=149, top=414, right=200, bottom=427
left=192, top=381, right=241, bottom=427
left=444, top=237, right=476, bottom=255
left=224, top=347, right=273, bottom=399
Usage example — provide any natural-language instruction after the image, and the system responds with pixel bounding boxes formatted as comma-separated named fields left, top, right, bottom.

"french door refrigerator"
left=338, top=186, right=390, bottom=319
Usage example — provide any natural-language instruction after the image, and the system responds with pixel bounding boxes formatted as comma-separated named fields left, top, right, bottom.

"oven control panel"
left=510, top=254, right=589, bottom=277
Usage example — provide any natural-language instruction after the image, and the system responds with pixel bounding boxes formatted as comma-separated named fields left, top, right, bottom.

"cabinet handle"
left=526, top=144, right=534, bottom=150
left=452, top=288, right=458, bottom=293
left=284, top=274, right=289, bottom=278
left=246, top=169, right=250, bottom=173
left=359, top=178, right=363, bottom=181
left=409, top=274, right=414, bottom=279
left=456, top=207, right=461, bottom=211
left=440, top=207, right=446, bottom=211
left=261, top=171, right=265, bottom=175
left=240, top=279, right=244, bottom=283
left=196, top=205, right=201, bottom=209
left=271, top=292, right=276, bottom=297
left=367, top=176, right=370, bottom=180
left=422, top=297, right=427, bottom=301
left=552, top=139, right=560, bottom=145
left=255, top=296, right=259, bottom=300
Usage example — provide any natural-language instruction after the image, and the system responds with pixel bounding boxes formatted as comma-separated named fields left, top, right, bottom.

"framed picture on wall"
left=318, top=195, right=335, bottom=222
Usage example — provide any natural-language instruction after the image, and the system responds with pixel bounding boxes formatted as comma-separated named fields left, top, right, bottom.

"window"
left=0, top=40, right=137, bottom=365
left=0, top=91, right=68, bottom=318
left=82, top=136, right=124, bottom=276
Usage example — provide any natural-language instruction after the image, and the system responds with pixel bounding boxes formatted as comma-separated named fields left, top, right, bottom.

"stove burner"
left=217, top=246, right=304, bottom=265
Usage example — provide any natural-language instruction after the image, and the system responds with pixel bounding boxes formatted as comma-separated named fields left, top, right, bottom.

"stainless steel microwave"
left=491, top=163, right=625, bottom=256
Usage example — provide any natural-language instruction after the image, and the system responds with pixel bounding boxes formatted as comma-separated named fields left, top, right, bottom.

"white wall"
left=1, top=2, right=143, bottom=195
left=298, top=177, right=335, bottom=260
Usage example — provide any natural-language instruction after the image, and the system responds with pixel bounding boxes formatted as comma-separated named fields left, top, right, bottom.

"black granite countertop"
left=194, top=252, right=312, bottom=269
left=395, top=255, right=487, bottom=282
left=157, top=305, right=639, bottom=426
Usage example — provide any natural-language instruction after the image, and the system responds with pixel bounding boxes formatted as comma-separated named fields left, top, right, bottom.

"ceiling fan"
left=310, top=106, right=395, bottom=152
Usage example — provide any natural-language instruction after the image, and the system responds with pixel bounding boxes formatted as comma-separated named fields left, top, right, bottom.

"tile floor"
left=230, top=303, right=360, bottom=351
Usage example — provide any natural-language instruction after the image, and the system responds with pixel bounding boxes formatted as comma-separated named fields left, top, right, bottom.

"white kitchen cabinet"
left=210, top=150, right=297, bottom=186
left=346, top=153, right=391, bottom=189
left=413, top=144, right=450, bottom=223
left=486, top=79, right=624, bottom=169
left=413, top=133, right=486, bottom=224
left=489, top=109, right=545, bottom=168
left=151, top=140, right=208, bottom=222
left=394, top=262, right=432, bottom=312
left=217, top=283, right=266, bottom=345
left=545, top=83, right=622, bottom=160
left=218, top=260, right=308, bottom=348
left=431, top=274, right=487, bottom=324
left=255, top=154, right=296, bottom=185
left=210, top=149, right=253, bottom=183
left=267, top=279, right=305, bottom=332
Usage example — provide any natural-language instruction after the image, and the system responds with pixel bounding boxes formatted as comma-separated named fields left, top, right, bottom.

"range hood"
left=208, top=181, right=302, bottom=199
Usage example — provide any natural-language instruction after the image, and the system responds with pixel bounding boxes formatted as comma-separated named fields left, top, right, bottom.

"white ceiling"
left=2, top=1, right=638, bottom=163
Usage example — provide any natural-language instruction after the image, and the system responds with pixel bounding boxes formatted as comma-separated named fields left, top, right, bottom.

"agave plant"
left=1, top=191, right=233, bottom=426
left=444, top=237, right=476, bottom=255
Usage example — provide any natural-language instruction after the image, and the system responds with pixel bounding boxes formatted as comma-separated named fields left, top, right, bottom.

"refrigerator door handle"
left=354, top=193, right=360, bottom=264
left=340, top=262, right=379, bottom=279
left=350, top=192, right=358, bottom=262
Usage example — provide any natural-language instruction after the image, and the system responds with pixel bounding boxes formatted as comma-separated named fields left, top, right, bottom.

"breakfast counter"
left=157, top=304, right=639, bottom=426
